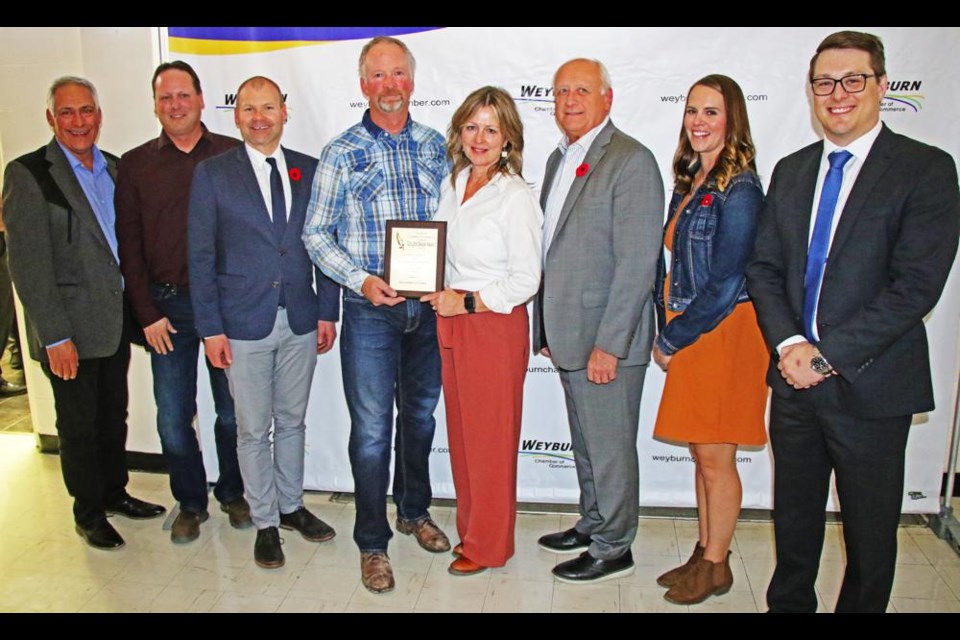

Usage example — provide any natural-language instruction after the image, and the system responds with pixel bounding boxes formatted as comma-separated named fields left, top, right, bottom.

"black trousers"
left=765, top=382, right=910, bottom=613
left=42, top=342, right=131, bottom=527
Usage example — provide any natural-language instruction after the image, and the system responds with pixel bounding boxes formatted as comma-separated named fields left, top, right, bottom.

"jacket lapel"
left=548, top=120, right=616, bottom=251
left=541, top=150, right=561, bottom=210
left=44, top=139, right=112, bottom=253
left=827, top=125, right=895, bottom=261
left=235, top=145, right=276, bottom=239
left=786, top=143, right=823, bottom=274
left=283, top=147, right=308, bottom=242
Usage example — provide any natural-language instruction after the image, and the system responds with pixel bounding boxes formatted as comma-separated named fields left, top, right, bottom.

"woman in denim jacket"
left=652, top=75, right=769, bottom=605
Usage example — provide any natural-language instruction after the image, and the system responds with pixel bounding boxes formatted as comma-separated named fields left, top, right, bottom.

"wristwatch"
left=464, top=292, right=476, bottom=314
left=809, top=348, right=833, bottom=376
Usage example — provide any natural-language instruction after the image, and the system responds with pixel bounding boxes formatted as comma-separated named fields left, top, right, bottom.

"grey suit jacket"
left=533, top=121, right=664, bottom=371
left=3, top=138, right=125, bottom=362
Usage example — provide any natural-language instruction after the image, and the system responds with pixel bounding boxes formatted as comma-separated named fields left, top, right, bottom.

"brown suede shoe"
left=664, top=552, right=733, bottom=605
left=171, top=509, right=209, bottom=544
left=360, top=552, right=395, bottom=594
left=657, top=542, right=704, bottom=587
left=220, top=498, right=253, bottom=530
left=396, top=516, right=451, bottom=553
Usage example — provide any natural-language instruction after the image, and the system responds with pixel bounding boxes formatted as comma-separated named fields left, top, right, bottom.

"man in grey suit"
left=534, top=59, right=664, bottom=583
left=3, top=76, right=165, bottom=550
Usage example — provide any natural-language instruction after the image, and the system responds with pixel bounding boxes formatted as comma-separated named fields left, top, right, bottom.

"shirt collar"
left=823, top=118, right=883, bottom=161
left=558, top=116, right=610, bottom=156
left=57, top=139, right=107, bottom=174
left=156, top=123, right=214, bottom=150
left=244, top=142, right=284, bottom=167
left=362, top=108, right=411, bottom=139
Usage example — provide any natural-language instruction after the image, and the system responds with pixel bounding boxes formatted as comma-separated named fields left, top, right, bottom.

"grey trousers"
left=225, top=309, right=317, bottom=529
left=558, top=364, right=646, bottom=560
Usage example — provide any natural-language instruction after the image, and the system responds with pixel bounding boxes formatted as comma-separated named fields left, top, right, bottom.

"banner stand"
left=928, top=322, right=960, bottom=556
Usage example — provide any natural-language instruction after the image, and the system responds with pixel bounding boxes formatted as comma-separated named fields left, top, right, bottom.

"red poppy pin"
left=575, top=162, right=589, bottom=177
left=289, top=167, right=302, bottom=182
left=699, top=194, right=713, bottom=206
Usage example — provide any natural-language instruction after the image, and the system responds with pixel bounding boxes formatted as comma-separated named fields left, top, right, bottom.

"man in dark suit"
left=533, top=59, right=664, bottom=583
left=747, top=31, right=960, bottom=612
left=3, top=76, right=165, bottom=550
left=188, top=76, right=341, bottom=569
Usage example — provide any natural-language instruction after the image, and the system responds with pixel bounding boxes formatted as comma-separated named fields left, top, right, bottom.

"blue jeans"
left=341, top=290, right=442, bottom=552
left=150, top=285, right=243, bottom=512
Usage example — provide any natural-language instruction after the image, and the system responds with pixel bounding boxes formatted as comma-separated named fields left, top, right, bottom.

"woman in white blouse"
left=421, top=87, right=542, bottom=576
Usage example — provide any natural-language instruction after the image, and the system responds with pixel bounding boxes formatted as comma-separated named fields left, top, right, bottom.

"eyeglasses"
left=810, top=74, right=878, bottom=96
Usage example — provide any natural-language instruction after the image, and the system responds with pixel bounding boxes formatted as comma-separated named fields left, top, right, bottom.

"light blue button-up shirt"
left=57, top=140, right=119, bottom=262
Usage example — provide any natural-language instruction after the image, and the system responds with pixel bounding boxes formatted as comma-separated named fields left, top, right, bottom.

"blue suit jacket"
left=188, top=145, right=340, bottom=341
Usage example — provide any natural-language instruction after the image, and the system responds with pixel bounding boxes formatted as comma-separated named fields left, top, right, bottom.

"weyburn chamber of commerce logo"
left=513, top=85, right=555, bottom=115
left=217, top=92, right=289, bottom=110
left=520, top=439, right=575, bottom=469
left=883, top=80, right=925, bottom=113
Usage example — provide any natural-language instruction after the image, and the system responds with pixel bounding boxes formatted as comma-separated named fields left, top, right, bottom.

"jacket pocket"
left=581, top=289, right=608, bottom=309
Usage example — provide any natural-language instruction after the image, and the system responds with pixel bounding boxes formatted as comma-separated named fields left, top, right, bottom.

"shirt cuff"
left=776, top=334, right=807, bottom=357
left=46, top=338, right=70, bottom=349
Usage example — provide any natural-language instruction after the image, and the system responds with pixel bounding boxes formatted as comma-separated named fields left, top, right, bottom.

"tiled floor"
left=0, top=349, right=30, bottom=434
left=1, top=432, right=959, bottom=613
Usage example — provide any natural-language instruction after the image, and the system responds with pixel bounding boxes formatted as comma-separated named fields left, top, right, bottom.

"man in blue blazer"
left=747, top=31, right=960, bottom=612
left=188, top=76, right=341, bottom=569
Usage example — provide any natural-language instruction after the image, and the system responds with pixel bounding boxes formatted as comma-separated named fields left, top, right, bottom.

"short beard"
left=376, top=96, right=405, bottom=114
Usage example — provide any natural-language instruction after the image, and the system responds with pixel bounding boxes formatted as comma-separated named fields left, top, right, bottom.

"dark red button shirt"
left=115, top=126, right=240, bottom=327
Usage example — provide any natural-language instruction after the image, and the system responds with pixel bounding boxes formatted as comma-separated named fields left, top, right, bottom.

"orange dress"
left=653, top=206, right=769, bottom=446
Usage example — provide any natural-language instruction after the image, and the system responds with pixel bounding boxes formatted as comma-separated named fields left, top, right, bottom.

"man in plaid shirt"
left=303, top=35, right=450, bottom=595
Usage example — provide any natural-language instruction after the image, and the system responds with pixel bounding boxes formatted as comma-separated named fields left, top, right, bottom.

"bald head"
left=552, top=58, right=613, bottom=143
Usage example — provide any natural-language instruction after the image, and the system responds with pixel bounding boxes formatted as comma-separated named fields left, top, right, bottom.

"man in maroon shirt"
left=115, top=61, right=250, bottom=544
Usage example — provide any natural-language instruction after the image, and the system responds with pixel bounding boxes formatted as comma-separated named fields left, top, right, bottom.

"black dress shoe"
left=105, top=495, right=167, bottom=520
left=552, top=550, right=635, bottom=584
left=76, top=519, right=125, bottom=550
left=279, top=507, right=336, bottom=543
left=254, top=527, right=285, bottom=569
left=538, top=527, right=592, bottom=554
left=0, top=378, right=26, bottom=396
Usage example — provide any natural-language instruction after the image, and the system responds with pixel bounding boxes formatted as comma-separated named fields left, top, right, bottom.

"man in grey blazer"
left=3, top=77, right=165, bottom=550
left=534, top=59, right=664, bottom=583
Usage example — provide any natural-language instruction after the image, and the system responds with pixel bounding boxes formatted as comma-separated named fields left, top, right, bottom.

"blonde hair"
left=446, top=86, right=524, bottom=187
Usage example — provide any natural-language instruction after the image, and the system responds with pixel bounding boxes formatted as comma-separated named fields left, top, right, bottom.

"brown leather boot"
left=663, top=551, right=733, bottom=605
left=657, top=542, right=704, bottom=587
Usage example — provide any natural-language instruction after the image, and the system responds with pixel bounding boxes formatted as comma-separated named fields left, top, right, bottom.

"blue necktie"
left=803, top=149, right=852, bottom=342
left=266, top=157, right=287, bottom=308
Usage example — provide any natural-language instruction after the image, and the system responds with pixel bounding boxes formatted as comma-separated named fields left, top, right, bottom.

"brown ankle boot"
left=663, top=551, right=733, bottom=605
left=657, top=542, right=705, bottom=588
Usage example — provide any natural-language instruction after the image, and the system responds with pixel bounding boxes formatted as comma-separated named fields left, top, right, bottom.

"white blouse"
left=434, top=168, right=543, bottom=314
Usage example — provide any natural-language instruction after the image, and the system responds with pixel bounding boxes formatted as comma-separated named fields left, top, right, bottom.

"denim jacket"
left=654, top=171, right=764, bottom=355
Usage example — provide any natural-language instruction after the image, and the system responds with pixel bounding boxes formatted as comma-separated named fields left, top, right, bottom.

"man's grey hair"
left=46, top=76, right=100, bottom=112
left=554, top=58, right=613, bottom=94
left=358, top=36, right=417, bottom=80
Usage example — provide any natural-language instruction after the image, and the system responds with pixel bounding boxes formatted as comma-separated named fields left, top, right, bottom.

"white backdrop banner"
left=164, top=26, right=960, bottom=513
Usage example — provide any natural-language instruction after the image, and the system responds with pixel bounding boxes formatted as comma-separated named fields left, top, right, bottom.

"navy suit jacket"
left=747, top=124, right=960, bottom=418
left=188, top=145, right=340, bottom=341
